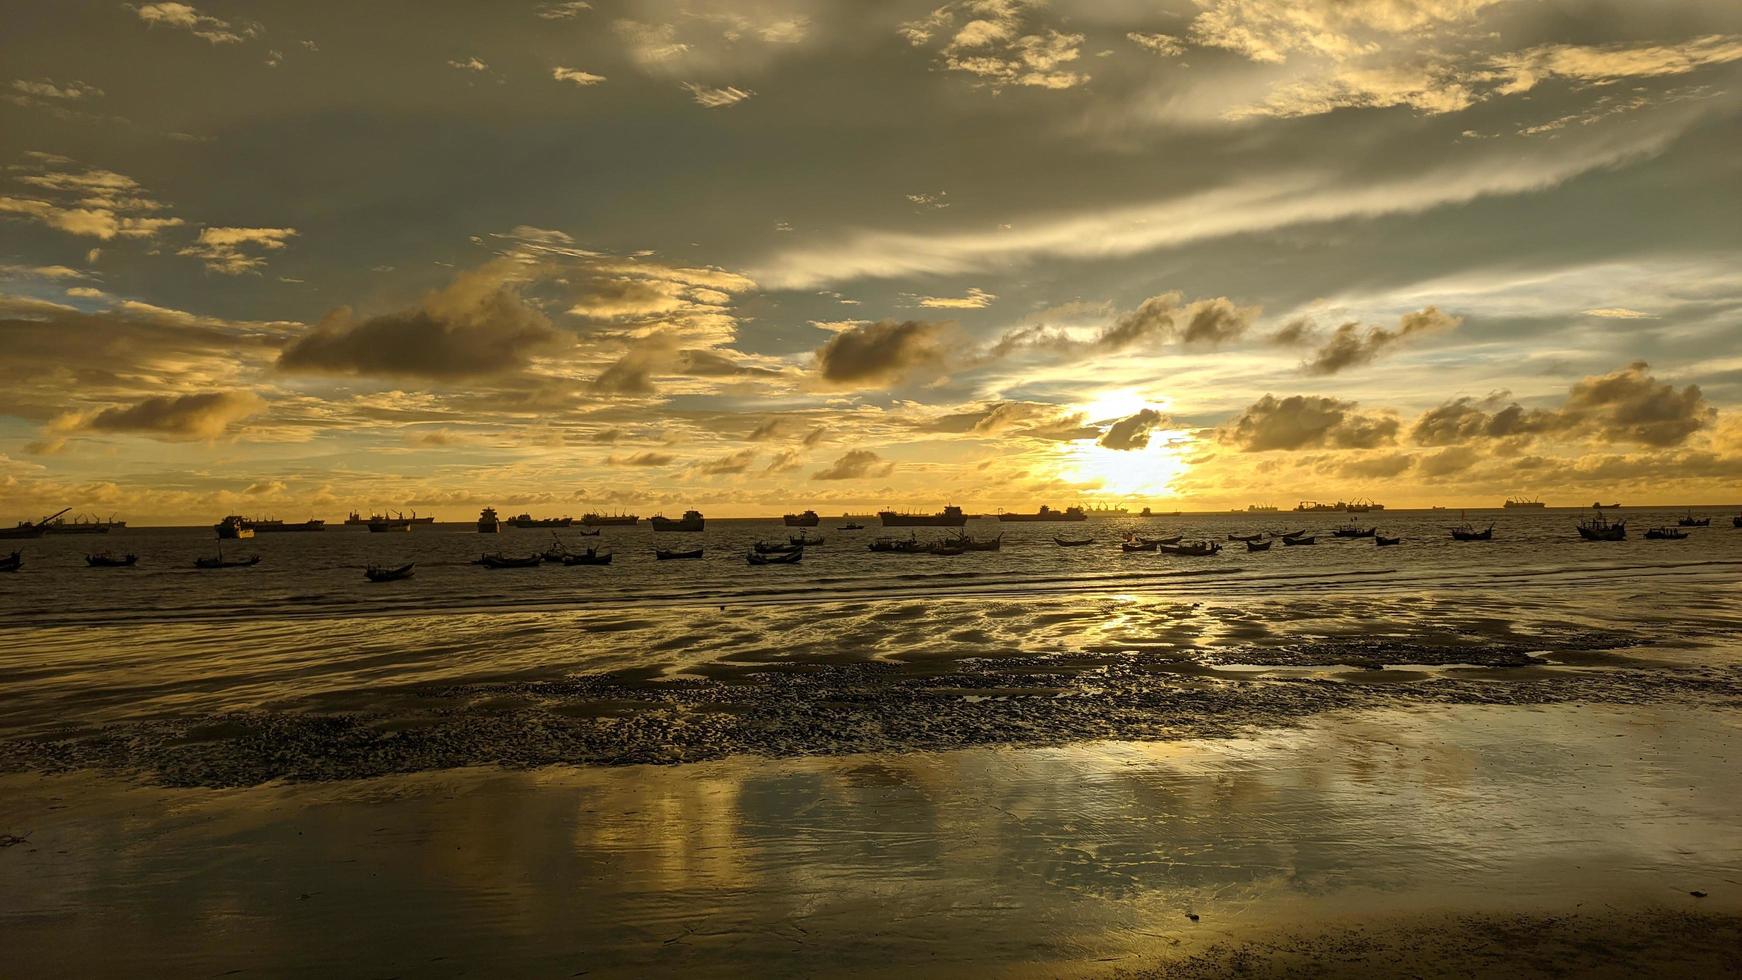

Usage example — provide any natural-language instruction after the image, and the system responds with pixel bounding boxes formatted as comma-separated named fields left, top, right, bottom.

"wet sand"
left=4, top=703, right=1739, bottom=976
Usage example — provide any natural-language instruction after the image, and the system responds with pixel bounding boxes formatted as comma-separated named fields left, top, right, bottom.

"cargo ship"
left=581, top=512, right=639, bottom=526
left=783, top=510, right=820, bottom=527
left=478, top=507, right=501, bottom=533
left=650, top=509, right=705, bottom=532
left=1247, top=504, right=1279, bottom=513
left=506, top=513, right=574, bottom=528
left=997, top=505, right=1086, bottom=523
left=1296, top=499, right=1386, bottom=513
left=347, top=510, right=433, bottom=526
left=1, top=508, right=71, bottom=540
left=45, top=513, right=126, bottom=534
left=251, top=518, right=326, bottom=532
left=1083, top=504, right=1128, bottom=517
left=1503, top=497, right=1546, bottom=509
left=878, top=505, right=967, bottom=527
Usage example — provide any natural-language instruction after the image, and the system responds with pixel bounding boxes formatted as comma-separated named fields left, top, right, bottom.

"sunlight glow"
left=1055, top=429, right=1193, bottom=499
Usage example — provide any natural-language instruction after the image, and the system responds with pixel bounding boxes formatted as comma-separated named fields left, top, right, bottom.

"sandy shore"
left=4, top=703, right=1737, bottom=976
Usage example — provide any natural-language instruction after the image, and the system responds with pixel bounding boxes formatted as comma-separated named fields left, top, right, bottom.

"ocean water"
left=4, top=508, right=1738, bottom=629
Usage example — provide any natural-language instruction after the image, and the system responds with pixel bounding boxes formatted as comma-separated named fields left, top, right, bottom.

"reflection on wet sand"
left=3, top=704, right=1737, bottom=976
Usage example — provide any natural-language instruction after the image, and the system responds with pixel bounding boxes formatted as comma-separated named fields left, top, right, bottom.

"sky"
left=2, top=0, right=1740, bottom=522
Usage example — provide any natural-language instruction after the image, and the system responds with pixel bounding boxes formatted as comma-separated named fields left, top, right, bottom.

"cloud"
left=901, top=2, right=1088, bottom=90
left=59, top=390, right=265, bottom=441
left=812, top=449, right=893, bottom=480
left=1128, top=32, right=1185, bottom=57
left=813, top=319, right=951, bottom=388
left=1098, top=408, right=1166, bottom=451
left=681, top=82, right=754, bottom=107
left=0, top=153, right=184, bottom=241
left=448, top=57, right=489, bottom=72
left=1583, top=307, right=1653, bottom=319
left=914, top=287, right=996, bottom=309
left=278, top=261, right=561, bottom=381
left=536, top=1, right=591, bottom=18
left=130, top=3, right=258, bottom=44
left=694, top=449, right=757, bottom=475
left=1300, top=306, right=1460, bottom=375
left=764, top=448, right=803, bottom=473
left=1189, top=0, right=1506, bottom=65
left=996, top=291, right=1257, bottom=356
left=1411, top=395, right=1559, bottom=446
left=607, top=451, right=674, bottom=466
left=10, top=78, right=103, bottom=101
left=553, top=67, right=607, bottom=86
left=1490, top=35, right=1742, bottom=97
left=1222, top=394, right=1399, bottom=451
left=178, top=226, right=297, bottom=274
left=1416, top=445, right=1482, bottom=477
left=1409, top=362, right=1712, bottom=449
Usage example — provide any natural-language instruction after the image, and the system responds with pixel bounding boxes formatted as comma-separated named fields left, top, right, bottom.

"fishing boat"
left=477, top=508, right=501, bottom=533
left=1054, top=536, right=1095, bottom=547
left=878, top=505, right=966, bottom=527
left=1331, top=523, right=1377, bottom=539
left=1644, top=527, right=1688, bottom=540
left=85, top=552, right=138, bottom=567
left=0, top=550, right=21, bottom=571
left=2, top=508, right=71, bottom=540
left=1228, top=532, right=1265, bottom=542
left=577, top=527, right=601, bottom=537
left=1448, top=513, right=1493, bottom=541
left=195, top=553, right=261, bottom=569
left=997, top=505, right=1086, bottom=523
left=213, top=515, right=254, bottom=539
left=927, top=540, right=967, bottom=556
left=1281, top=535, right=1317, bottom=546
left=562, top=548, right=612, bottom=566
left=783, top=510, right=820, bottom=527
left=840, top=522, right=866, bottom=531
left=581, top=512, right=639, bottom=526
left=1577, top=511, right=1626, bottom=541
left=655, top=547, right=704, bottom=560
left=1677, top=512, right=1711, bottom=527
left=1246, top=539, right=1272, bottom=552
left=507, top=514, right=574, bottom=529
left=1121, top=540, right=1159, bottom=552
left=1734, top=514, right=1742, bottom=528
left=755, top=541, right=803, bottom=554
left=868, top=534, right=926, bottom=553
left=478, top=553, right=542, bottom=568
left=650, top=510, right=705, bottom=532
left=1504, top=497, right=1546, bottom=509
left=1136, top=534, right=1183, bottom=546
left=748, top=549, right=802, bottom=565
left=364, top=562, right=415, bottom=582
left=1376, top=534, right=1402, bottom=546
left=949, top=532, right=1002, bottom=552
left=789, top=532, right=825, bottom=546
left=1160, top=540, right=1221, bottom=556
left=1277, top=529, right=1308, bottom=539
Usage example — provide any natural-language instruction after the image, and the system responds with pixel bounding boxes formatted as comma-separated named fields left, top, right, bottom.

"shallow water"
left=3, top=703, right=1737, bottom=977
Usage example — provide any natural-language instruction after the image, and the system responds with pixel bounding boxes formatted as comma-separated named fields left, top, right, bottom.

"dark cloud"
left=1334, top=452, right=1415, bottom=478
left=802, top=426, right=828, bottom=447
left=1269, top=317, right=1316, bottom=346
left=1412, top=362, right=1711, bottom=448
left=812, top=449, right=894, bottom=480
left=1222, top=394, right=1399, bottom=451
left=1302, top=306, right=1461, bottom=375
left=992, top=292, right=1257, bottom=358
left=590, top=428, right=623, bottom=444
left=605, top=451, right=673, bottom=466
left=746, top=418, right=785, bottom=441
left=814, top=320, right=950, bottom=388
left=1097, top=408, right=1166, bottom=451
left=68, top=390, right=265, bottom=441
left=764, top=449, right=803, bottom=473
left=1416, top=445, right=1482, bottom=477
left=694, top=449, right=757, bottom=475
left=1412, top=395, right=1560, bottom=445
left=279, top=263, right=561, bottom=381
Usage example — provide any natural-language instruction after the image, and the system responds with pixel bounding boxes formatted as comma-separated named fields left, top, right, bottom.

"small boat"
left=364, top=562, right=415, bottom=582
left=927, top=541, right=967, bottom=556
left=85, top=552, right=139, bottom=567
left=1331, top=523, right=1377, bottom=539
left=840, top=522, right=866, bottom=531
left=1277, top=529, right=1308, bottom=539
left=562, top=548, right=613, bottom=566
left=1054, top=536, right=1095, bottom=546
left=1577, top=512, right=1626, bottom=541
left=1159, top=540, right=1222, bottom=556
left=789, top=533, right=825, bottom=546
left=1246, top=539, right=1272, bottom=552
left=1448, top=512, right=1493, bottom=541
left=1375, top=534, right=1402, bottom=546
left=1121, top=540, right=1159, bottom=552
left=655, top=548, right=704, bottom=560
left=1137, top=534, right=1184, bottom=546
left=1734, top=514, right=1742, bottom=528
left=748, top=549, right=802, bottom=565
left=755, top=541, right=803, bottom=554
left=868, top=534, right=925, bottom=553
left=947, top=531, right=1003, bottom=551
left=1281, top=535, right=1316, bottom=546
left=1644, top=527, right=1688, bottom=540
left=477, top=553, right=542, bottom=568
left=577, top=528, right=601, bottom=537
left=1677, top=512, right=1710, bottom=527
left=1228, top=532, right=1265, bottom=542
left=195, top=554, right=261, bottom=569
left=540, top=534, right=574, bottom=562
left=0, top=550, right=22, bottom=572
